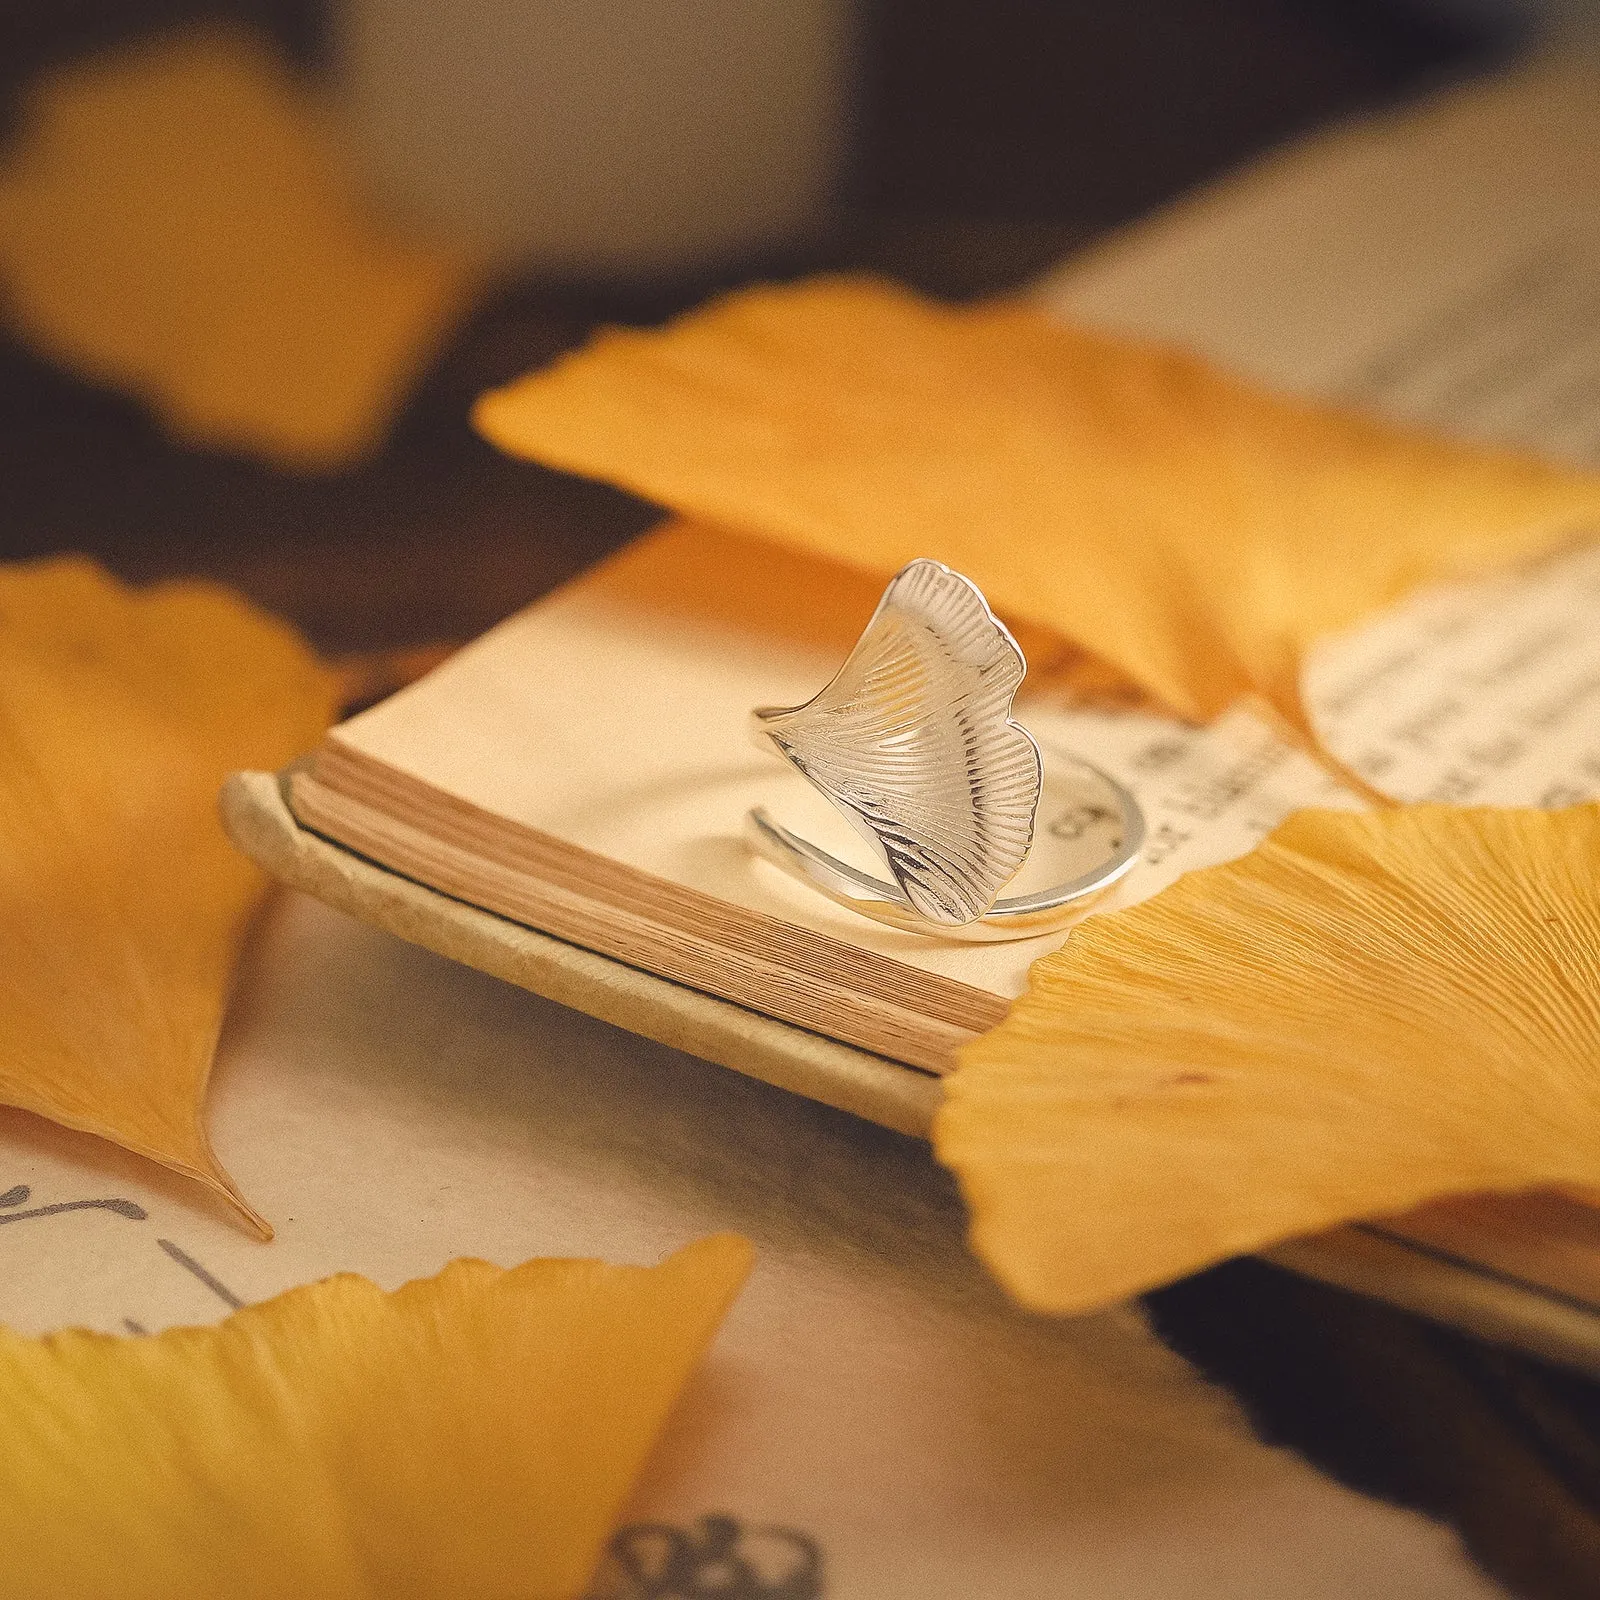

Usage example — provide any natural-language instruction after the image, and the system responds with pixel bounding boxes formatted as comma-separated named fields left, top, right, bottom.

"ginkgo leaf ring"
left=747, top=558, right=1144, bottom=941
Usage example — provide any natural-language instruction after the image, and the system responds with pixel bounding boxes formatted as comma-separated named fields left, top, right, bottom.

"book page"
left=328, top=527, right=1598, bottom=1001
left=1037, top=55, right=1600, bottom=401
left=328, top=522, right=1351, bottom=999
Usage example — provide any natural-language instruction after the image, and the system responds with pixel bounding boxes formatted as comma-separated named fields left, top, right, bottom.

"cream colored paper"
left=327, top=525, right=1600, bottom=1001
left=1038, top=55, right=1600, bottom=410
left=0, top=892, right=1503, bottom=1599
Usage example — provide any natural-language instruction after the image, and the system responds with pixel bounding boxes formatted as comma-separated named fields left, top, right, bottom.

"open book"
left=240, top=55, right=1600, bottom=1365
left=291, top=515, right=1600, bottom=1065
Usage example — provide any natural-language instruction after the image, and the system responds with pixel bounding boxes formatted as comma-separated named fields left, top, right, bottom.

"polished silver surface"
left=748, top=559, right=1145, bottom=941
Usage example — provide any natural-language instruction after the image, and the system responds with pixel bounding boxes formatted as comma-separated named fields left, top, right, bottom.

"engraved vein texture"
left=765, top=560, right=1042, bottom=924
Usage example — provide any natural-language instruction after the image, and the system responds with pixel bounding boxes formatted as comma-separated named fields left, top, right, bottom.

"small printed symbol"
left=1129, top=738, right=1188, bottom=774
left=588, top=1513, right=823, bottom=1600
left=1045, top=802, right=1115, bottom=842
left=0, top=1184, right=147, bottom=1225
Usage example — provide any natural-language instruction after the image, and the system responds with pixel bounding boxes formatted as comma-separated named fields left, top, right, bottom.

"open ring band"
left=745, top=558, right=1146, bottom=943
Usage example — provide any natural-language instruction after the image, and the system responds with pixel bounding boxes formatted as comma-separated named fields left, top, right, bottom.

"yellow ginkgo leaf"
left=0, top=559, right=339, bottom=1235
left=474, top=275, right=1600, bottom=741
left=0, top=26, right=479, bottom=469
left=0, top=1235, right=753, bottom=1600
left=935, top=803, right=1600, bottom=1313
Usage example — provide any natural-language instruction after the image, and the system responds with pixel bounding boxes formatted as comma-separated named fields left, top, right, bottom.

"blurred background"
left=0, top=0, right=1545, bottom=657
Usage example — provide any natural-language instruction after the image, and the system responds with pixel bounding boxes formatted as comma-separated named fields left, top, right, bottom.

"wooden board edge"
left=221, top=770, right=942, bottom=1140
left=222, top=769, right=1600, bottom=1377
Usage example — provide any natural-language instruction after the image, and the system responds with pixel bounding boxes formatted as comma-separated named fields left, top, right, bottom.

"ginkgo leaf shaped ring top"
left=747, top=559, right=1144, bottom=941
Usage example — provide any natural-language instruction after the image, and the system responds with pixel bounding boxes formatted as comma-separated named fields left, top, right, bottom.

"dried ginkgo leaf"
left=0, top=1235, right=753, bottom=1600
left=0, top=27, right=478, bottom=469
left=935, top=803, right=1600, bottom=1313
left=474, top=275, right=1600, bottom=741
left=0, top=559, right=339, bottom=1234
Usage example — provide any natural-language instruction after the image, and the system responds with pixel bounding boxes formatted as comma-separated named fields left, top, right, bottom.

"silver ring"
left=746, top=558, right=1145, bottom=942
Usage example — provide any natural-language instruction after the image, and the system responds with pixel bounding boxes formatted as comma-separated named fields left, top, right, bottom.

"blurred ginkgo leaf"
left=0, top=558, right=339, bottom=1233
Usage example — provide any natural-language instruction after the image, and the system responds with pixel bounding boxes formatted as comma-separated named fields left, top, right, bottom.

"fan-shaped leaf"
left=0, top=1236, right=752, bottom=1600
left=474, top=276, right=1600, bottom=743
left=935, top=803, right=1600, bottom=1311
left=0, top=27, right=478, bottom=469
left=0, top=559, right=338, bottom=1234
